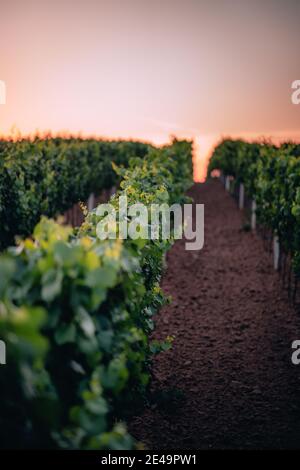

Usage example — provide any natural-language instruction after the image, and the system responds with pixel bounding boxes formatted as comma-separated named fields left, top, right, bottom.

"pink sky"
left=0, top=0, right=300, bottom=180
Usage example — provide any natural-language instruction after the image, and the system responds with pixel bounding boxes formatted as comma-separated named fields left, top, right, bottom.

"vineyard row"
left=0, top=139, right=193, bottom=450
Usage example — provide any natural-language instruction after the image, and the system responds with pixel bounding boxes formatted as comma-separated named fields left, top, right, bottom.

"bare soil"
left=130, top=179, right=300, bottom=449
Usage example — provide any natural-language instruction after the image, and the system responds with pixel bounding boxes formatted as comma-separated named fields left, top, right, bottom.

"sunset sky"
left=0, top=0, right=300, bottom=180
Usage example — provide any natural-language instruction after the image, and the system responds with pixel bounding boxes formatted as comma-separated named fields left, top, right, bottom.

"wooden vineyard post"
left=0, top=339, right=6, bottom=365
left=110, top=186, right=117, bottom=197
left=87, top=193, right=95, bottom=212
left=225, top=176, right=230, bottom=191
left=251, top=199, right=256, bottom=230
left=273, top=235, right=280, bottom=271
left=239, top=183, right=244, bottom=210
left=163, top=252, right=168, bottom=271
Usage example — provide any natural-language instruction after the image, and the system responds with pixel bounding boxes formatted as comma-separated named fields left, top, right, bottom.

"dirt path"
left=130, top=179, right=300, bottom=449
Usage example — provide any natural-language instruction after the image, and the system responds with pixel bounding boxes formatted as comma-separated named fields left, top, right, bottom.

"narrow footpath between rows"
left=130, top=179, right=300, bottom=449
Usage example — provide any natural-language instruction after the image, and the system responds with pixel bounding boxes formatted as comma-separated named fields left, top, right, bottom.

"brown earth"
left=130, top=179, right=300, bottom=449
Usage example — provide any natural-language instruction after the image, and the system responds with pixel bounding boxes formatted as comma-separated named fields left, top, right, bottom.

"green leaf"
left=85, top=266, right=117, bottom=289
left=76, top=307, right=96, bottom=338
left=54, top=323, right=76, bottom=345
left=41, top=268, right=63, bottom=302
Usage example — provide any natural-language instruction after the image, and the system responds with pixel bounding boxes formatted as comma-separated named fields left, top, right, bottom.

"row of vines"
left=0, top=138, right=193, bottom=449
left=208, top=139, right=300, bottom=277
left=0, top=137, right=151, bottom=250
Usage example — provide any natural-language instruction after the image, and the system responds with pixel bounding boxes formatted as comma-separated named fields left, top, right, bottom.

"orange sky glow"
left=0, top=0, right=300, bottom=181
